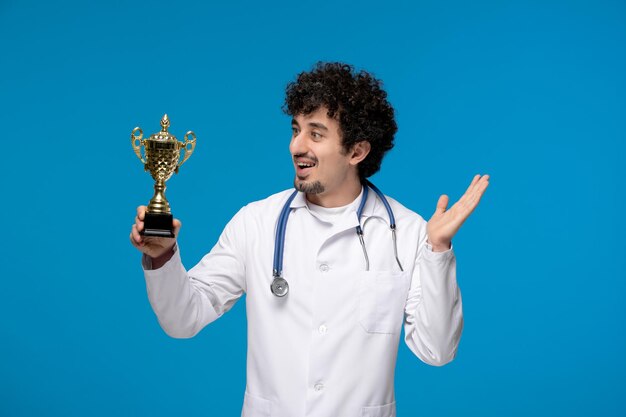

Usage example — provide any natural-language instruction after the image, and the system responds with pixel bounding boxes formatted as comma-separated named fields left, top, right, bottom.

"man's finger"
left=173, top=219, right=182, bottom=236
left=135, top=215, right=144, bottom=231
left=464, top=174, right=489, bottom=201
left=469, top=176, right=490, bottom=199
left=131, top=224, right=143, bottom=245
left=468, top=176, right=489, bottom=207
left=457, top=176, right=479, bottom=206
left=136, top=206, right=146, bottom=221
left=435, top=194, right=449, bottom=214
left=467, top=174, right=487, bottom=195
left=456, top=174, right=488, bottom=212
left=469, top=174, right=481, bottom=190
left=464, top=178, right=490, bottom=212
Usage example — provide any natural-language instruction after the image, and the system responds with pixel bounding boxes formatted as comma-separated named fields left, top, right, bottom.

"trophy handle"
left=131, top=127, right=146, bottom=164
left=178, top=131, right=196, bottom=168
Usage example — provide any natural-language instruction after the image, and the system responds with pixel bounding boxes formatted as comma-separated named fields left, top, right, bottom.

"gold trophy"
left=131, top=114, right=196, bottom=237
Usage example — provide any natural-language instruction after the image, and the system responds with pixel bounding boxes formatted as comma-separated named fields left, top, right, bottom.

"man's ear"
left=349, top=141, right=371, bottom=166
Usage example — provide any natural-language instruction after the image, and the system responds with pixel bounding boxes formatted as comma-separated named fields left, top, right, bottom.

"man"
left=130, top=62, right=490, bottom=417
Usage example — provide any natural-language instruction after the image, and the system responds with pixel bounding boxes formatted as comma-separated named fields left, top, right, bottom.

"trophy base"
left=142, top=212, right=175, bottom=238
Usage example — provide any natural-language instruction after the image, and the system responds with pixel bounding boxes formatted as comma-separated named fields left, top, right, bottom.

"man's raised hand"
left=426, top=174, right=490, bottom=251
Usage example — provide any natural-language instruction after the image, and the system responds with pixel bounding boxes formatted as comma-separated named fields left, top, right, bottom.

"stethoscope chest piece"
left=271, top=277, right=289, bottom=297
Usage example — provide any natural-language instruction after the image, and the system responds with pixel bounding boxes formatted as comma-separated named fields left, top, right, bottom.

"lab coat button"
left=318, top=325, right=327, bottom=334
left=319, top=263, right=329, bottom=272
left=314, top=383, right=324, bottom=392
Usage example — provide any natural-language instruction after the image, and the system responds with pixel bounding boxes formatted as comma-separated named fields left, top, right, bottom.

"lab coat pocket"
left=241, top=391, right=272, bottom=417
left=361, top=400, right=396, bottom=417
left=359, top=270, right=410, bottom=334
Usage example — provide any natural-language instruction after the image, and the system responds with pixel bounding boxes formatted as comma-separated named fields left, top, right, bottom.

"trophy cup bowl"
left=131, top=114, right=196, bottom=237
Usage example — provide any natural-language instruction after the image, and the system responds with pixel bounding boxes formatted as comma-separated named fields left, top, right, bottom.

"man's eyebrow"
left=291, top=119, right=299, bottom=126
left=308, top=122, right=328, bottom=131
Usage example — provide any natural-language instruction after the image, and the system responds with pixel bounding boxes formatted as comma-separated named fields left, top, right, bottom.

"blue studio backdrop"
left=1, top=0, right=624, bottom=416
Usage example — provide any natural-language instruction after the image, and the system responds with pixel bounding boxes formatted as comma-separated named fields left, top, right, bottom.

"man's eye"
left=311, top=132, right=322, bottom=139
left=292, top=127, right=299, bottom=136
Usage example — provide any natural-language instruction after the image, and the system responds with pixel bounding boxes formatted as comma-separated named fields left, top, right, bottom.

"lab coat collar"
left=289, top=191, right=308, bottom=209
left=289, top=185, right=387, bottom=229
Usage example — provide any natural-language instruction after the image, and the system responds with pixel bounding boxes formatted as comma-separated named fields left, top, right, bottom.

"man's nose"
left=289, top=132, right=307, bottom=155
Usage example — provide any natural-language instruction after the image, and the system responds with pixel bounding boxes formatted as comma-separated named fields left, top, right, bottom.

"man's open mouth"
left=295, top=159, right=317, bottom=176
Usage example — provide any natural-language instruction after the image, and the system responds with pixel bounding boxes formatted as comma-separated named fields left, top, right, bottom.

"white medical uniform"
left=143, top=188, right=462, bottom=417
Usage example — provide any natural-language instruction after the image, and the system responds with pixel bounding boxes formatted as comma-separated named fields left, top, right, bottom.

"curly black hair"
left=283, top=62, right=397, bottom=179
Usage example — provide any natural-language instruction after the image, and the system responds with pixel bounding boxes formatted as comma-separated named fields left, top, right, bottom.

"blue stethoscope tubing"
left=270, top=180, right=404, bottom=297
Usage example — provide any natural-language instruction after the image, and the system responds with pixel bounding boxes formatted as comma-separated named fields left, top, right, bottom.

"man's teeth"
left=297, top=162, right=315, bottom=168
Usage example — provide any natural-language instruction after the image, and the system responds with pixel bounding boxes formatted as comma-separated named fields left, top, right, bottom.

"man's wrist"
left=149, top=243, right=177, bottom=269
left=427, top=239, right=451, bottom=252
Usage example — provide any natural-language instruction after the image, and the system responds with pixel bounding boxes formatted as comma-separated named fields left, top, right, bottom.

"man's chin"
left=294, top=178, right=325, bottom=194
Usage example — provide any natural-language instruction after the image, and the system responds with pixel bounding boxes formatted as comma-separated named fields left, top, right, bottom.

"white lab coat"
left=143, top=188, right=462, bottom=417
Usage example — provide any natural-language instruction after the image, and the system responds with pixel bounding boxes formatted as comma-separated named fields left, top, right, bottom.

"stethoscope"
left=270, top=180, right=404, bottom=297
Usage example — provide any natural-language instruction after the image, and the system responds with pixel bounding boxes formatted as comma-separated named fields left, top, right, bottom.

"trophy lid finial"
left=161, top=114, right=170, bottom=132
left=148, top=114, right=177, bottom=142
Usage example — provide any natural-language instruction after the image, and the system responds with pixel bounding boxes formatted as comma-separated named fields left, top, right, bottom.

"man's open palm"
left=427, top=174, right=490, bottom=248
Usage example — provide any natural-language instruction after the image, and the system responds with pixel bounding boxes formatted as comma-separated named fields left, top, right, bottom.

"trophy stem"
left=143, top=179, right=174, bottom=237
left=147, top=179, right=171, bottom=214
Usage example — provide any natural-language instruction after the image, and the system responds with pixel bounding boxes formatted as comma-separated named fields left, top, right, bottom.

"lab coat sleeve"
left=142, top=207, right=248, bottom=339
left=403, top=231, right=463, bottom=366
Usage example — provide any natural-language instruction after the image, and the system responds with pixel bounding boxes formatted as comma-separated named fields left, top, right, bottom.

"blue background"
left=1, top=0, right=624, bottom=415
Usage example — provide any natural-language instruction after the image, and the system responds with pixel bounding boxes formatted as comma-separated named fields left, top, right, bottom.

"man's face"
left=289, top=107, right=354, bottom=199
